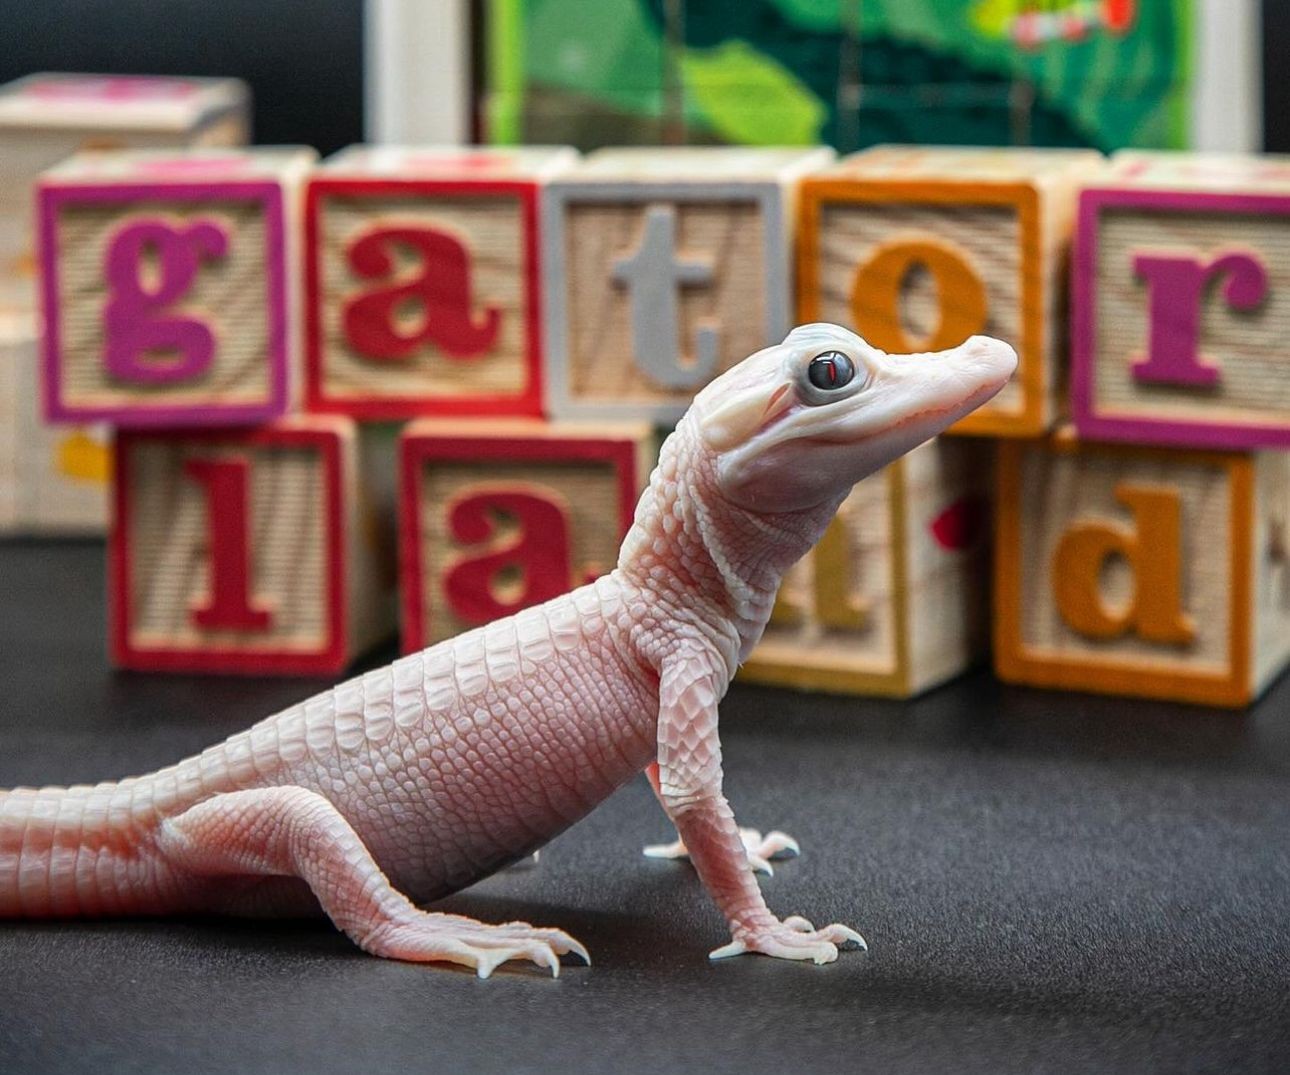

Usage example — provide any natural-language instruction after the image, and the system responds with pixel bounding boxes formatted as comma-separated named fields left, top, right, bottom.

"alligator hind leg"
left=156, top=786, right=588, bottom=977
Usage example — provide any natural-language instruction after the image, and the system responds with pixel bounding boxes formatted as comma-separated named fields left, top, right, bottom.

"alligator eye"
left=807, top=351, right=855, bottom=391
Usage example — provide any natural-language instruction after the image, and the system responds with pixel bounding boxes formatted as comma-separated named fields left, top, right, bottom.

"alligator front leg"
left=654, top=643, right=866, bottom=964
left=642, top=761, right=800, bottom=875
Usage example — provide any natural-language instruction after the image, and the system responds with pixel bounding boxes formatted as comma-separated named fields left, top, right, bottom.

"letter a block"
left=111, top=416, right=394, bottom=675
left=543, top=147, right=834, bottom=423
left=304, top=146, right=576, bottom=419
left=399, top=420, right=651, bottom=651
left=739, top=437, right=993, bottom=697
left=995, top=430, right=1290, bottom=707
left=799, top=146, right=1101, bottom=437
left=39, top=147, right=315, bottom=427
left=1073, top=152, right=1290, bottom=449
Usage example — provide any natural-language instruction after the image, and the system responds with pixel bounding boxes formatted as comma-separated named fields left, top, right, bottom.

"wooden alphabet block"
left=1072, top=152, right=1290, bottom=449
left=304, top=145, right=577, bottom=419
left=399, top=420, right=652, bottom=651
left=111, top=416, right=394, bottom=675
left=0, top=74, right=249, bottom=309
left=0, top=310, right=110, bottom=534
left=798, top=146, right=1102, bottom=437
left=38, top=147, right=315, bottom=427
left=995, top=429, right=1290, bottom=707
left=739, top=437, right=992, bottom=697
left=542, top=147, right=834, bottom=423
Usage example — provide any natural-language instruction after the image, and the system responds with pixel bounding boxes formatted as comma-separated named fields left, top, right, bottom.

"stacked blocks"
left=740, top=437, right=992, bottom=697
left=997, top=151, right=1290, bottom=707
left=304, top=146, right=576, bottom=419
left=798, top=146, right=1101, bottom=436
left=111, top=417, right=391, bottom=675
left=399, top=420, right=650, bottom=652
left=1072, top=152, right=1290, bottom=449
left=543, top=147, right=834, bottom=423
left=39, top=148, right=314, bottom=427
left=995, top=430, right=1289, bottom=707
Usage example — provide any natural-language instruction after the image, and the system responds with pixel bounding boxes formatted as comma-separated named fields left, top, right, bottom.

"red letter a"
left=342, top=226, right=502, bottom=361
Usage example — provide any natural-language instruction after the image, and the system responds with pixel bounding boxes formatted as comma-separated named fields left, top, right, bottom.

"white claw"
left=834, top=926, right=868, bottom=951
left=761, top=831, right=801, bottom=859
left=709, top=939, right=748, bottom=960
left=643, top=839, right=688, bottom=860
left=748, top=853, right=774, bottom=877
left=783, top=915, right=815, bottom=932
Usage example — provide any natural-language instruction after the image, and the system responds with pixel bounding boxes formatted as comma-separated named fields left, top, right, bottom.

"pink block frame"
left=39, top=181, right=290, bottom=427
left=1072, top=188, right=1290, bottom=450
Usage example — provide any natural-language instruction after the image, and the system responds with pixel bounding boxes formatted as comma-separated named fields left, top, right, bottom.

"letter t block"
left=995, top=429, right=1290, bottom=707
left=304, top=146, right=576, bottom=419
left=39, top=148, right=314, bottom=427
left=399, top=420, right=652, bottom=651
left=111, top=416, right=395, bottom=674
left=543, top=147, right=834, bottom=423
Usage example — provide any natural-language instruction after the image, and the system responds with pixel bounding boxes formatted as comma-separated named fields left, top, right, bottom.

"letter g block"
left=38, top=148, right=314, bottom=427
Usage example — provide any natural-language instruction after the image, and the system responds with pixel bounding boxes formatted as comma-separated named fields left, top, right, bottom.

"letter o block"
left=799, top=146, right=1102, bottom=437
left=994, top=429, right=1290, bottom=707
left=39, top=148, right=314, bottom=427
left=543, top=147, right=834, bottom=424
left=399, top=420, right=651, bottom=651
left=1073, top=152, right=1290, bottom=449
left=111, top=417, right=394, bottom=675
left=304, top=146, right=576, bottom=419
left=739, top=437, right=992, bottom=698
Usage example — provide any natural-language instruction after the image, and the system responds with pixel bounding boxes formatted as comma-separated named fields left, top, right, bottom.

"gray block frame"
left=541, top=180, right=792, bottom=424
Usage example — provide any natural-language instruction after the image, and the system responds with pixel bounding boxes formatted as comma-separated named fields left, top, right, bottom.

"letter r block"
left=543, top=147, right=834, bottom=424
left=111, top=416, right=395, bottom=675
left=304, top=146, right=576, bottom=419
left=739, top=437, right=993, bottom=698
left=38, top=148, right=314, bottom=427
left=399, top=420, right=652, bottom=651
left=1072, top=152, right=1290, bottom=449
left=798, top=146, right=1102, bottom=437
left=995, top=429, right=1290, bottom=707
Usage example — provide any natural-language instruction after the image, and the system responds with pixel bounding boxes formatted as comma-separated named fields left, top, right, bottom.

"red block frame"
left=111, top=423, right=349, bottom=675
left=399, top=428, right=642, bottom=653
left=303, top=178, right=545, bottom=420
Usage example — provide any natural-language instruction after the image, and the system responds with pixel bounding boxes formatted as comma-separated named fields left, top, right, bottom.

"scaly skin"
left=0, top=324, right=1015, bottom=977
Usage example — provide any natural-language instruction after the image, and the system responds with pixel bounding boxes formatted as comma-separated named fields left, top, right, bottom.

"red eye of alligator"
left=807, top=351, right=855, bottom=391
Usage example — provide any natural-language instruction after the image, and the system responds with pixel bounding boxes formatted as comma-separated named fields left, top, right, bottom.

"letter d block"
left=1073, top=153, right=1290, bottom=449
left=995, top=431, right=1290, bottom=707
left=799, top=146, right=1102, bottom=437
left=304, top=146, right=577, bottom=419
left=544, top=147, right=834, bottom=424
left=39, top=148, right=315, bottom=427
left=399, top=421, right=651, bottom=651
left=111, top=417, right=393, bottom=675
left=740, top=437, right=993, bottom=698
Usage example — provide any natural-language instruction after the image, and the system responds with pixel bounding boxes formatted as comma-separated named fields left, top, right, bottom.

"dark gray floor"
left=1, top=540, right=1287, bottom=1075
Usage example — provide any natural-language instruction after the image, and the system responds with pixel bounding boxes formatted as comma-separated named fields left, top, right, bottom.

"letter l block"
left=111, top=416, right=395, bottom=675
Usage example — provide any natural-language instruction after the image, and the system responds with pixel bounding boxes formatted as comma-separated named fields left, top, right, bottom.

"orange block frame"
left=798, top=148, right=1100, bottom=438
left=994, top=433, right=1263, bottom=708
